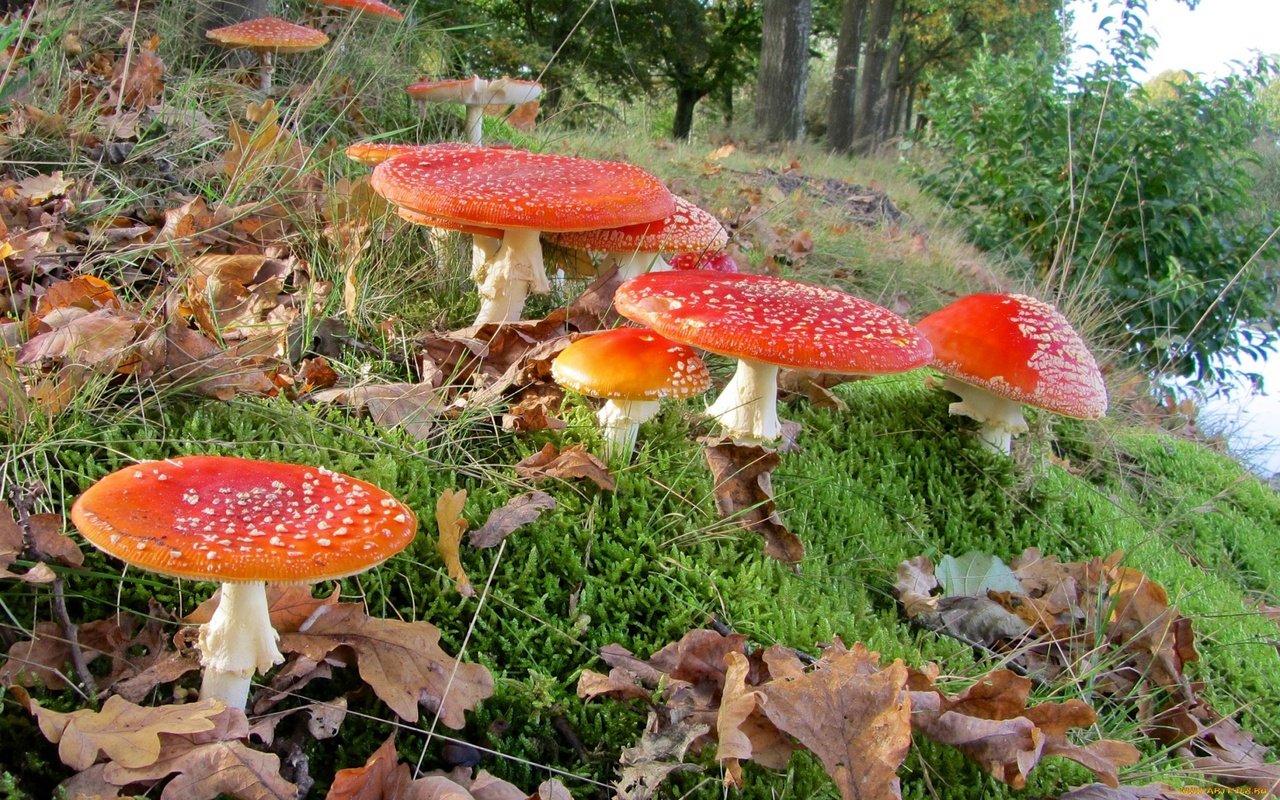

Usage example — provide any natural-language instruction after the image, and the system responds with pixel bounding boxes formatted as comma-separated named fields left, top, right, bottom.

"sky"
left=1068, top=0, right=1280, bottom=79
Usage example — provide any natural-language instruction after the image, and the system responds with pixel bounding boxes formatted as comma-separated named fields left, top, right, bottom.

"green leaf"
left=935, top=552, right=1023, bottom=597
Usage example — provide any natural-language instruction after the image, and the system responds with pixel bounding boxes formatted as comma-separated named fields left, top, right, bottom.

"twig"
left=11, top=484, right=98, bottom=704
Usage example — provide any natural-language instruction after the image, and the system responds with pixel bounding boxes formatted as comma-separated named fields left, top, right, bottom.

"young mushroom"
left=205, top=17, right=329, bottom=94
left=669, top=249, right=740, bottom=273
left=70, top=455, right=417, bottom=711
left=405, top=76, right=543, bottom=145
left=551, top=327, right=711, bottom=463
left=547, top=196, right=729, bottom=282
left=915, top=293, right=1108, bottom=454
left=371, top=146, right=675, bottom=325
left=615, top=271, right=933, bottom=442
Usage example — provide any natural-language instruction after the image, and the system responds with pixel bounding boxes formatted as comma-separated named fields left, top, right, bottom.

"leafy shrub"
left=915, top=3, right=1279, bottom=383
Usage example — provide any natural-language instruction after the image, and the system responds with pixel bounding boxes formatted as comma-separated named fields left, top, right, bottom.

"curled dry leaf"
left=716, top=651, right=762, bottom=788
left=616, top=709, right=709, bottom=800
left=436, top=489, right=474, bottom=598
left=278, top=601, right=494, bottom=727
left=469, top=491, right=556, bottom=549
left=701, top=438, right=803, bottom=564
left=310, top=383, right=446, bottom=441
left=514, top=443, right=615, bottom=491
left=136, top=316, right=276, bottom=401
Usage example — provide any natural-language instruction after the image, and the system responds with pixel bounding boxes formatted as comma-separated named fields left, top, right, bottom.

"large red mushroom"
left=70, top=456, right=417, bottom=710
left=615, top=271, right=933, bottom=441
left=371, top=146, right=675, bottom=325
left=915, top=293, right=1108, bottom=453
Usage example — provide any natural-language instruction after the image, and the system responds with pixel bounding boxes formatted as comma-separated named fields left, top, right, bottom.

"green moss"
left=7, top=360, right=1280, bottom=798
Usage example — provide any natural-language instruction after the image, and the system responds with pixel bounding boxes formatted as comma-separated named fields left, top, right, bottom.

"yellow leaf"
left=435, top=489, right=473, bottom=597
left=29, top=695, right=223, bottom=770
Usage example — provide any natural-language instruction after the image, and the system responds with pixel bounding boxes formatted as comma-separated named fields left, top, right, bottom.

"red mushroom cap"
left=614, top=271, right=932, bottom=373
left=915, top=293, right=1108, bottom=419
left=314, top=0, right=404, bottom=20
left=205, top=17, right=329, bottom=53
left=669, top=250, right=740, bottom=273
left=547, top=196, right=728, bottom=254
left=551, top=327, right=711, bottom=401
left=370, top=147, right=675, bottom=233
left=397, top=206, right=503, bottom=239
left=70, top=456, right=417, bottom=583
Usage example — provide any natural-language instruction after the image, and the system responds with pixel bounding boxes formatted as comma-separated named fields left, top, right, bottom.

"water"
left=1183, top=335, right=1280, bottom=479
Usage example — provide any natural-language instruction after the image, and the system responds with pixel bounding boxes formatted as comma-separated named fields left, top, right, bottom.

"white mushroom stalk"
left=197, top=581, right=284, bottom=710
left=474, top=227, right=550, bottom=325
left=597, top=399, right=661, bottom=463
left=705, top=358, right=781, bottom=442
left=940, top=376, right=1028, bottom=454
left=607, top=249, right=673, bottom=282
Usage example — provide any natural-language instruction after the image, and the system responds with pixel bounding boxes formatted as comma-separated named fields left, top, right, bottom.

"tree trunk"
left=673, top=87, right=705, bottom=140
left=852, top=0, right=894, bottom=154
left=875, top=36, right=905, bottom=144
left=826, top=0, right=867, bottom=153
left=753, top=0, right=813, bottom=142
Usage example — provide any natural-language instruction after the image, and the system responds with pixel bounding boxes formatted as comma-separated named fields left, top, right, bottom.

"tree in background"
left=917, top=0, right=1278, bottom=384
left=754, top=0, right=813, bottom=141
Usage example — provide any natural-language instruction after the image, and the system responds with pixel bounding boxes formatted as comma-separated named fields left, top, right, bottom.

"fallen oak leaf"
left=759, top=644, right=911, bottom=800
left=514, top=443, right=614, bottom=491
left=701, top=438, right=803, bottom=564
left=436, top=489, right=474, bottom=597
left=716, top=651, right=762, bottom=788
left=310, top=383, right=446, bottom=441
left=326, top=733, right=406, bottom=799
left=278, top=602, right=493, bottom=727
left=104, top=737, right=296, bottom=800
left=469, top=491, right=556, bottom=548
left=24, top=694, right=224, bottom=771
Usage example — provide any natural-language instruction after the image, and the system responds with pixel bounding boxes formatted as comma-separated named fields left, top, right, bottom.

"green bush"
left=915, top=2, right=1279, bottom=383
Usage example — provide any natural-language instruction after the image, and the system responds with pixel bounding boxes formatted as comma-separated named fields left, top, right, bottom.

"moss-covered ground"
left=3, top=369, right=1279, bottom=798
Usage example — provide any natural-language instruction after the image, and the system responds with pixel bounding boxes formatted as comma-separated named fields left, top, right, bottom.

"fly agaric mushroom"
left=205, top=17, right=329, bottom=94
left=670, top=249, right=740, bottom=272
left=406, top=76, right=543, bottom=145
left=915, top=293, right=1108, bottom=453
left=397, top=206, right=504, bottom=279
left=371, top=146, right=674, bottom=325
left=615, top=271, right=933, bottom=442
left=313, top=0, right=404, bottom=21
left=551, top=327, right=711, bottom=462
left=69, top=455, right=417, bottom=711
left=547, top=196, right=729, bottom=282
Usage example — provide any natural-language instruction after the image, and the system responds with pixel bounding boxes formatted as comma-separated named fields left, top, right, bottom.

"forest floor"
left=1, top=2, right=1279, bottom=799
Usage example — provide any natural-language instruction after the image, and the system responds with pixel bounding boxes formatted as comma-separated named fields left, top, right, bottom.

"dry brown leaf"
left=326, top=733, right=407, bottom=800
left=716, top=651, right=762, bottom=788
left=436, top=489, right=474, bottom=598
left=615, top=709, right=708, bottom=800
left=760, top=645, right=910, bottom=800
left=311, top=383, right=446, bottom=441
left=111, top=45, right=164, bottom=109
left=26, top=512, right=84, bottom=566
left=185, top=584, right=340, bottom=633
left=17, top=308, right=137, bottom=367
left=701, top=439, right=803, bottom=564
left=18, top=171, right=73, bottom=204
left=514, top=443, right=615, bottom=491
left=26, top=694, right=223, bottom=771
left=576, top=667, right=653, bottom=705
left=0, top=501, right=25, bottom=573
left=103, top=735, right=296, bottom=800
left=136, top=316, right=275, bottom=401
left=279, top=602, right=493, bottom=727
left=1, top=620, right=76, bottom=689
left=506, top=99, right=539, bottom=132
left=469, top=491, right=556, bottom=549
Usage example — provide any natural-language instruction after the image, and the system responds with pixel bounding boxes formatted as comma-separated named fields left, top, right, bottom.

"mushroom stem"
left=941, top=376, right=1027, bottom=455
left=471, top=233, right=502, bottom=276
left=705, top=358, right=780, bottom=441
left=463, top=104, right=484, bottom=145
left=598, top=398, right=660, bottom=463
left=610, top=250, right=673, bottom=282
left=197, top=581, right=284, bottom=710
left=258, top=50, right=274, bottom=94
left=473, top=227, right=549, bottom=325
